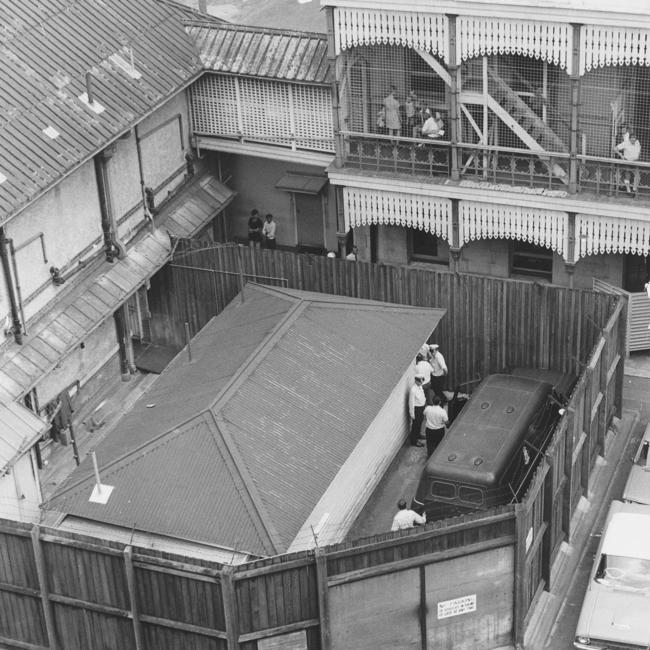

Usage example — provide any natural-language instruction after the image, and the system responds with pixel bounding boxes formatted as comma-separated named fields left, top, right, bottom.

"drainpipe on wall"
left=93, top=148, right=125, bottom=262
left=134, top=125, right=154, bottom=230
left=0, top=226, right=23, bottom=344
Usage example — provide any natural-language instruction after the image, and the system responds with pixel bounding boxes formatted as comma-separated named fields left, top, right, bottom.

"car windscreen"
left=596, top=553, right=650, bottom=591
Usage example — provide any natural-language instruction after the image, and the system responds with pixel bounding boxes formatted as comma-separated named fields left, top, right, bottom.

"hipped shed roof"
left=47, top=284, right=444, bottom=556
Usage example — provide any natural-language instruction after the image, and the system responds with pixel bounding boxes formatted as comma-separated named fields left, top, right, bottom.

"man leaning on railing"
left=615, top=131, right=641, bottom=196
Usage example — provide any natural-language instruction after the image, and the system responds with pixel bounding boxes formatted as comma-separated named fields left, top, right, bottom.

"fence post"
left=315, top=548, right=331, bottom=650
left=562, top=406, right=575, bottom=539
left=513, top=503, right=528, bottom=648
left=123, top=546, right=144, bottom=650
left=614, top=297, right=627, bottom=418
left=31, top=525, right=59, bottom=650
left=221, top=565, right=239, bottom=649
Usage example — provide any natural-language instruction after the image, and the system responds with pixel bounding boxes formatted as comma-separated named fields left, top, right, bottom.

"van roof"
left=423, top=374, right=552, bottom=485
left=602, top=510, right=650, bottom=559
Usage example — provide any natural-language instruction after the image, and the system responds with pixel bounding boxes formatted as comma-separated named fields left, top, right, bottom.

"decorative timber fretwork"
left=575, top=213, right=650, bottom=259
left=457, top=17, right=573, bottom=74
left=342, top=188, right=452, bottom=242
left=460, top=201, right=568, bottom=257
left=333, top=8, right=448, bottom=60
left=579, top=26, right=650, bottom=75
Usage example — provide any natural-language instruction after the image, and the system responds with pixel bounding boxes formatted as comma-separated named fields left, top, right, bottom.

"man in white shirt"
left=409, top=374, right=427, bottom=447
left=415, top=352, right=434, bottom=396
left=429, top=344, right=448, bottom=404
left=615, top=133, right=641, bottom=195
left=391, top=499, right=426, bottom=531
left=262, top=213, right=277, bottom=249
left=423, top=396, right=448, bottom=457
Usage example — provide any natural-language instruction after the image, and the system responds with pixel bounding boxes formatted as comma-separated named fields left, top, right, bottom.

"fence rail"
left=0, top=247, right=625, bottom=649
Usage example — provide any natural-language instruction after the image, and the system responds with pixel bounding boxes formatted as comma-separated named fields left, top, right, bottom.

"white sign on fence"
left=437, top=594, right=477, bottom=620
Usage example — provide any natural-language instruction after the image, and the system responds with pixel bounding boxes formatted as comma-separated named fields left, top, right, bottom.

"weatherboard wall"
left=288, top=366, right=412, bottom=552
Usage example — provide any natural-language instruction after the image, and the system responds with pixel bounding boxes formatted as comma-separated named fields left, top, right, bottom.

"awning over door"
left=275, top=172, right=328, bottom=194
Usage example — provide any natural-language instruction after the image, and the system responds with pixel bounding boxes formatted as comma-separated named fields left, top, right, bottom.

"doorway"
left=295, top=192, right=325, bottom=252
left=623, top=254, right=650, bottom=292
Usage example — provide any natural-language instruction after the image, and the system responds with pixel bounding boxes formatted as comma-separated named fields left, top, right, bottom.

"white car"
left=574, top=500, right=650, bottom=649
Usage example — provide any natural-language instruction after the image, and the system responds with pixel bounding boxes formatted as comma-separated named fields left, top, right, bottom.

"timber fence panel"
left=0, top=526, right=47, bottom=649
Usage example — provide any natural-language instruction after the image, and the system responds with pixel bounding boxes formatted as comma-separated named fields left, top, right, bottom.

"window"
left=410, top=229, right=448, bottom=264
left=431, top=481, right=456, bottom=499
left=459, top=486, right=484, bottom=506
left=511, top=240, right=553, bottom=279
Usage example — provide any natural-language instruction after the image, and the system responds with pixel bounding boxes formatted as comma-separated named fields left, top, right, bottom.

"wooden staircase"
left=487, top=66, right=567, bottom=155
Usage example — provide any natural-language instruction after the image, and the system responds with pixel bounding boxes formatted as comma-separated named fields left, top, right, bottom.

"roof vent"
left=0, top=171, right=6, bottom=184
left=78, top=72, right=105, bottom=114
left=109, top=47, right=142, bottom=80
left=43, top=126, right=59, bottom=139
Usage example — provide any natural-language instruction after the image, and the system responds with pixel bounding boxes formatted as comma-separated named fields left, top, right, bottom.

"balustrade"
left=341, top=131, right=650, bottom=201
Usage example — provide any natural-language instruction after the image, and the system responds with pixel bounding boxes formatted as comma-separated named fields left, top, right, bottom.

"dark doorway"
left=623, top=254, right=650, bottom=292
left=295, top=193, right=323, bottom=250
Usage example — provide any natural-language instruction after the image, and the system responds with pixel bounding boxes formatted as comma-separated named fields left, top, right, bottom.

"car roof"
left=602, top=508, right=650, bottom=559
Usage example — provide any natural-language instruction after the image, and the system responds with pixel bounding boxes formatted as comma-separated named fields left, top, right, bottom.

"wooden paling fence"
left=159, top=244, right=617, bottom=388
left=0, top=246, right=626, bottom=649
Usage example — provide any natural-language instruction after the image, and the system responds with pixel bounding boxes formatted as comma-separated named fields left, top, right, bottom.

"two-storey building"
left=321, top=0, right=650, bottom=308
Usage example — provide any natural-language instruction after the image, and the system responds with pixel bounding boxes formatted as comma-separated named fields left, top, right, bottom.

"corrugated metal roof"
left=0, top=401, right=47, bottom=473
left=0, top=0, right=203, bottom=223
left=186, top=23, right=330, bottom=84
left=0, top=174, right=233, bottom=402
left=46, top=284, right=445, bottom=556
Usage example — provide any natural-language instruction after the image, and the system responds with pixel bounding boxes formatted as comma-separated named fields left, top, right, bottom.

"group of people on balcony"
left=377, top=86, right=445, bottom=141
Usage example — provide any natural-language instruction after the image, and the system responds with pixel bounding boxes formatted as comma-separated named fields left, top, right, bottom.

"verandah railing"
left=341, top=131, right=650, bottom=198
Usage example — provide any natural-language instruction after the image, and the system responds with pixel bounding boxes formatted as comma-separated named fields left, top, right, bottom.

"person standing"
left=429, top=344, right=448, bottom=403
left=383, top=86, right=401, bottom=138
left=409, top=373, right=427, bottom=447
left=391, top=499, right=426, bottom=531
left=423, top=396, right=448, bottom=457
left=615, top=132, right=641, bottom=195
left=262, top=213, right=277, bottom=249
left=415, top=352, right=434, bottom=398
left=247, top=209, right=263, bottom=248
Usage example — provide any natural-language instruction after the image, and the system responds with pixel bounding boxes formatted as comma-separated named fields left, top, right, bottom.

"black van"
left=412, top=374, right=554, bottom=518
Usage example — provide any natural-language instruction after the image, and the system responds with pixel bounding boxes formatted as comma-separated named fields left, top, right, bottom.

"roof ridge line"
left=186, top=20, right=327, bottom=40
left=210, top=412, right=285, bottom=555
left=43, top=412, right=207, bottom=504
left=208, top=292, right=308, bottom=413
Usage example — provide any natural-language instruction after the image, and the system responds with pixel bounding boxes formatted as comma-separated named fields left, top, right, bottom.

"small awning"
left=275, top=172, right=328, bottom=194
left=165, top=175, right=236, bottom=239
left=0, top=402, right=47, bottom=473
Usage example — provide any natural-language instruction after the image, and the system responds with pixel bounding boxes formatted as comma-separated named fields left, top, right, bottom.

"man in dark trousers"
left=429, top=344, right=448, bottom=403
left=423, top=395, right=448, bottom=457
left=262, top=213, right=277, bottom=249
left=408, top=373, right=427, bottom=447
